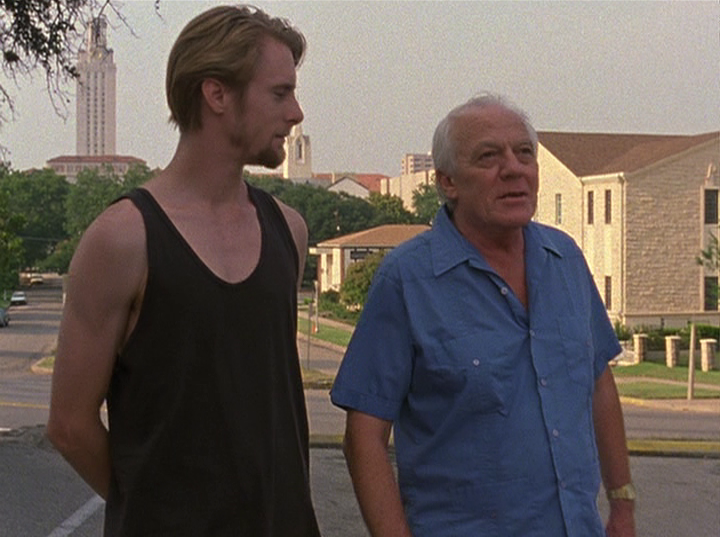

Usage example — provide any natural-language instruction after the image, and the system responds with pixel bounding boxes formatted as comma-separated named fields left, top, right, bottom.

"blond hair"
left=166, top=5, right=306, bottom=132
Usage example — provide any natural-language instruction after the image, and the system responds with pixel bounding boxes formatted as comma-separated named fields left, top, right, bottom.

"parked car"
left=10, top=291, right=27, bottom=306
left=0, top=308, right=9, bottom=327
left=29, top=274, right=44, bottom=285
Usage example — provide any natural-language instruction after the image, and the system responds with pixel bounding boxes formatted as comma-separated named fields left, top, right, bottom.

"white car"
left=10, top=291, right=27, bottom=306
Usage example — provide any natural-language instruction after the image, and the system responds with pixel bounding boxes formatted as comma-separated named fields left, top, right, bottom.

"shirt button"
left=560, top=481, right=567, bottom=489
left=500, top=287, right=509, bottom=295
left=472, top=359, right=480, bottom=366
left=540, top=378, right=548, bottom=387
left=552, top=429, right=560, bottom=438
left=529, top=330, right=536, bottom=337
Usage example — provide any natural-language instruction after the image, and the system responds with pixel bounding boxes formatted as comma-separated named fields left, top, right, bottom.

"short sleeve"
left=330, top=264, right=414, bottom=421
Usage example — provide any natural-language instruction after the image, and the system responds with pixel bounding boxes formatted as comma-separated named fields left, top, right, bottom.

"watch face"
left=607, top=483, right=636, bottom=500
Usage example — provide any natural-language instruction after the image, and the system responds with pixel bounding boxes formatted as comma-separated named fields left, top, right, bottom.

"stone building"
left=46, top=17, right=146, bottom=182
left=536, top=131, right=720, bottom=328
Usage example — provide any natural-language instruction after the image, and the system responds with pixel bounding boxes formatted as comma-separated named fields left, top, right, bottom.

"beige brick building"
left=536, top=131, right=720, bottom=328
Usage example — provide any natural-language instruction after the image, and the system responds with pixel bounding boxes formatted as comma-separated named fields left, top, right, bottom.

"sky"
left=0, top=0, right=718, bottom=178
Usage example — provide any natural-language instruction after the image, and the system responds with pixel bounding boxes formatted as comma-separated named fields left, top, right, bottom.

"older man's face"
left=442, top=105, right=538, bottom=238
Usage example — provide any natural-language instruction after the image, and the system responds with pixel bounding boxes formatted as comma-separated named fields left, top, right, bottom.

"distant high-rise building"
left=76, top=17, right=116, bottom=156
left=401, top=153, right=434, bottom=175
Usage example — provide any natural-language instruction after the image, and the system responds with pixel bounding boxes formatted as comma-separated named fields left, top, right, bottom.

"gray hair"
left=431, top=93, right=538, bottom=204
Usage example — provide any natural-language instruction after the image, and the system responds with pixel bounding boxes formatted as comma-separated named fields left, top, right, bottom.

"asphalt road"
left=1, top=279, right=719, bottom=535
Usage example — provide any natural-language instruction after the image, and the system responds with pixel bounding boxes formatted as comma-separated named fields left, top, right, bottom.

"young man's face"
left=439, top=105, right=539, bottom=238
left=232, top=36, right=304, bottom=168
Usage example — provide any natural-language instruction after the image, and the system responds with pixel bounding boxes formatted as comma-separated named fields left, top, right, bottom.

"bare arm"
left=276, top=199, right=308, bottom=289
left=47, top=200, right=146, bottom=499
left=343, top=410, right=413, bottom=537
left=593, top=366, right=636, bottom=537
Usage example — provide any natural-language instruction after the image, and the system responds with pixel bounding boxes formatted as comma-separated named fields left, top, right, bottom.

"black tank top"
left=104, top=185, right=320, bottom=536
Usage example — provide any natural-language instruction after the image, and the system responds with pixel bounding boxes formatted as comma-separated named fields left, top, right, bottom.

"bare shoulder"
left=68, top=198, right=146, bottom=304
left=274, top=197, right=308, bottom=249
left=74, top=199, right=145, bottom=266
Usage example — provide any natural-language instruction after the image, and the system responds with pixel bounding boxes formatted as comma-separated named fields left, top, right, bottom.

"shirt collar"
left=429, top=205, right=563, bottom=277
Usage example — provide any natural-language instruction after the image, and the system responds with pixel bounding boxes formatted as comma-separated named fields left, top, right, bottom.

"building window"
left=604, top=276, right=612, bottom=310
left=705, top=189, right=718, bottom=225
left=555, top=193, right=562, bottom=225
left=704, top=276, right=718, bottom=311
left=605, top=189, right=612, bottom=224
left=587, top=191, right=594, bottom=225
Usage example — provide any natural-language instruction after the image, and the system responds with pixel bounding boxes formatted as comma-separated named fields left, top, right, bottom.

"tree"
left=339, top=250, right=386, bottom=308
left=412, top=181, right=442, bottom=224
left=0, top=0, right=147, bottom=127
left=0, top=167, right=70, bottom=268
left=0, top=189, right=23, bottom=293
left=367, top=192, right=416, bottom=226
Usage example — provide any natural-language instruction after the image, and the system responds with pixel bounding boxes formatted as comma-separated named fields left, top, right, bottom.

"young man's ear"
left=200, top=78, right=229, bottom=115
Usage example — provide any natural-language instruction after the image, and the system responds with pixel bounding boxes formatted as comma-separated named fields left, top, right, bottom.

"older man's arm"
left=593, top=365, right=636, bottom=537
left=343, top=410, right=413, bottom=537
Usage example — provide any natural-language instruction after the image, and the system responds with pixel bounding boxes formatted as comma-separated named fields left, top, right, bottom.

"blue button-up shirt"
left=331, top=206, right=622, bottom=536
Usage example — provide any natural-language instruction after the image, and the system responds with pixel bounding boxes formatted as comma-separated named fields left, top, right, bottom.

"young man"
left=47, top=6, right=321, bottom=536
left=331, top=94, right=636, bottom=536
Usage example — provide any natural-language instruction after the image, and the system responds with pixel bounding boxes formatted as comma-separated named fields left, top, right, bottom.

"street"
left=1, top=280, right=719, bottom=535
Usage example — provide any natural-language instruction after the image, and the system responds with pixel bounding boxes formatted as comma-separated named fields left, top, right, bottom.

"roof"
left=538, top=131, right=719, bottom=176
left=314, top=172, right=389, bottom=193
left=317, top=224, right=430, bottom=248
left=46, top=154, right=147, bottom=165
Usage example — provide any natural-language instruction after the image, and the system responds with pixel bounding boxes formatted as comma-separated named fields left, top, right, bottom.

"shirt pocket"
left=557, top=315, right=594, bottom=389
left=416, top=333, right=513, bottom=416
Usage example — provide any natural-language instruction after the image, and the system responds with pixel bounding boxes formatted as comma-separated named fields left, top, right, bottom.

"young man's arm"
left=593, top=366, right=636, bottom=537
left=343, top=410, right=413, bottom=537
left=276, top=200, right=308, bottom=288
left=47, top=200, right=146, bottom=499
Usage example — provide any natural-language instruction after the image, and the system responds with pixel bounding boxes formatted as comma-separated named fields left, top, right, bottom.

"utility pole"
left=687, top=322, right=697, bottom=400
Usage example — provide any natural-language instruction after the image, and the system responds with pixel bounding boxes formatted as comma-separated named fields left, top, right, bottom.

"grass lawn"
left=612, top=361, right=720, bottom=386
left=297, top=320, right=353, bottom=348
left=617, top=382, right=719, bottom=399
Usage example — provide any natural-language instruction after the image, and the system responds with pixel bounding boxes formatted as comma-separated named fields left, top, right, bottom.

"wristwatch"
left=606, top=483, right=637, bottom=501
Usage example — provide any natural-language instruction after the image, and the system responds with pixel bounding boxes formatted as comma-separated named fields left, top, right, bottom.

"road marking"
left=0, top=400, right=49, bottom=410
left=46, top=495, right=104, bottom=537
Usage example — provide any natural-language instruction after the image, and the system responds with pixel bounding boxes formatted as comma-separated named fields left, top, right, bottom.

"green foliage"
left=612, top=323, right=720, bottom=351
left=0, top=167, right=70, bottom=268
left=613, top=321, right=632, bottom=341
left=0, top=189, right=24, bottom=292
left=339, top=250, right=386, bottom=307
left=317, top=290, right=360, bottom=323
left=367, top=192, right=416, bottom=226
left=412, top=181, right=442, bottom=224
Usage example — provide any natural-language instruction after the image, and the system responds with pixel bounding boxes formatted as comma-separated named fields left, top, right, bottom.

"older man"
left=331, top=93, right=635, bottom=536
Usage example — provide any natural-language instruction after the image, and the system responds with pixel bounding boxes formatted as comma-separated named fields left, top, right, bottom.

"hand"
left=605, top=500, right=635, bottom=537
